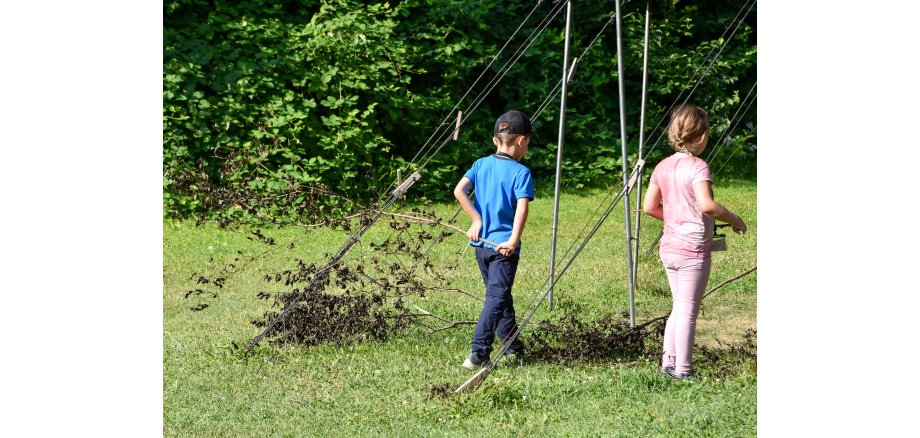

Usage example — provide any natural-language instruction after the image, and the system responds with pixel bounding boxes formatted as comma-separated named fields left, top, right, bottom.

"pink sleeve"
left=650, top=165, right=659, bottom=186
left=690, top=159, right=712, bottom=185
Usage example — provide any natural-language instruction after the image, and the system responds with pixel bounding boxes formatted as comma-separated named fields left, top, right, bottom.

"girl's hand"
left=467, top=219, right=482, bottom=242
left=732, top=217, right=747, bottom=236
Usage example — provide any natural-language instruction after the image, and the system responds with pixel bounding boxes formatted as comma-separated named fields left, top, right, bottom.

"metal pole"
left=631, top=2, right=651, bottom=307
left=614, top=0, right=636, bottom=327
left=548, top=0, right=573, bottom=311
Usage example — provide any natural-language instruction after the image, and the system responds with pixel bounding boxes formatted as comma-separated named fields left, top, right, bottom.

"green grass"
left=164, top=179, right=757, bottom=437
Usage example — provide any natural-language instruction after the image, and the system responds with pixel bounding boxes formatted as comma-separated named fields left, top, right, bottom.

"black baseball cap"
left=494, top=110, right=532, bottom=135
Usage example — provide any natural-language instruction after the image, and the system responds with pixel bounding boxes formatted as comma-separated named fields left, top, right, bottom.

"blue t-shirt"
left=464, top=154, right=535, bottom=253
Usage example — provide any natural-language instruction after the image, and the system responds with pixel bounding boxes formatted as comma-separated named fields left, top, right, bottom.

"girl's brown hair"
left=667, top=104, right=709, bottom=154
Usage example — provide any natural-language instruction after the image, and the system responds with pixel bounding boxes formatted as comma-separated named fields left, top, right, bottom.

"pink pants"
left=660, top=252, right=711, bottom=375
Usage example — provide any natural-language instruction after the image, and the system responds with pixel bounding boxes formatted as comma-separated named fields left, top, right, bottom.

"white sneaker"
left=461, top=353, right=486, bottom=371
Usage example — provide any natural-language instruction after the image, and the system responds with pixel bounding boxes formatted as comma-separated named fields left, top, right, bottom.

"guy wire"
left=371, top=1, right=565, bottom=207
left=415, top=2, right=569, bottom=172
left=638, top=0, right=756, bottom=149
left=405, top=1, right=552, bottom=168
left=640, top=0, right=756, bottom=162
left=705, top=81, right=757, bottom=162
left=713, top=122, right=756, bottom=176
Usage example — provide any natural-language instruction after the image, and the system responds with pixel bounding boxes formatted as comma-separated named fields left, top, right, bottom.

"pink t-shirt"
left=650, top=152, right=714, bottom=258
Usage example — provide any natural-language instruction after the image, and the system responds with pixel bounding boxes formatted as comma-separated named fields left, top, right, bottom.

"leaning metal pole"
left=614, top=0, right=637, bottom=327
left=548, top=0, right=573, bottom=311
left=631, top=2, right=651, bottom=305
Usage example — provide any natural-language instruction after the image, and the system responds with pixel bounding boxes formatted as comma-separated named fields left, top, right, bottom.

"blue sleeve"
left=464, top=159, right=480, bottom=186
left=514, top=168, right=534, bottom=201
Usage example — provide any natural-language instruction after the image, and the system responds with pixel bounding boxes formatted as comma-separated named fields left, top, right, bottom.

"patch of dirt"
left=427, top=383, right=455, bottom=398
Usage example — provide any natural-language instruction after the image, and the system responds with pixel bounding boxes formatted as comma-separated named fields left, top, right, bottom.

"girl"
left=642, top=104, right=747, bottom=379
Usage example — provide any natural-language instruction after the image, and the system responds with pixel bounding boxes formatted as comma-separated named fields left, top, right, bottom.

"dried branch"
left=428, top=321, right=477, bottom=334
left=413, top=306, right=477, bottom=333
left=703, top=266, right=757, bottom=300
left=382, top=212, right=500, bottom=247
left=424, top=287, right=484, bottom=302
left=412, top=306, right=452, bottom=323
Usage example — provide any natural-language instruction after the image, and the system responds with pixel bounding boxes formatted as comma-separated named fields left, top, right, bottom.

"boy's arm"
left=453, top=176, right=483, bottom=241
left=495, top=197, right=529, bottom=257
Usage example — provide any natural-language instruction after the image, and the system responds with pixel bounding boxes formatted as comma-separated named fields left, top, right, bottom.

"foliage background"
left=164, top=0, right=756, bottom=219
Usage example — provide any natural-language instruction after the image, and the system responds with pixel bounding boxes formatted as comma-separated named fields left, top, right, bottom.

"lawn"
left=163, top=179, right=757, bottom=437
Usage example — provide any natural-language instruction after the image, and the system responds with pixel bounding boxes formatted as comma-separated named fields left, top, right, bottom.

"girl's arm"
left=692, top=180, right=747, bottom=235
left=495, top=197, right=529, bottom=257
left=642, top=182, right=664, bottom=220
left=453, top=176, right=482, bottom=241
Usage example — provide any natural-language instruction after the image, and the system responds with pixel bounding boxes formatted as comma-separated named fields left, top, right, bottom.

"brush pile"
left=251, top=286, right=413, bottom=347
left=527, top=312, right=666, bottom=363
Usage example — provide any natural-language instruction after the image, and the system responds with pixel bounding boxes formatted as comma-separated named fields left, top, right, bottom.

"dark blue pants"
left=471, top=246, right=525, bottom=360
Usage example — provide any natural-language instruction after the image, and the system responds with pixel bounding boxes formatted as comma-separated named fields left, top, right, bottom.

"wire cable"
left=638, top=0, right=756, bottom=154
left=640, top=0, right=757, bottom=163
left=405, top=1, right=555, bottom=169
left=705, top=81, right=757, bottom=163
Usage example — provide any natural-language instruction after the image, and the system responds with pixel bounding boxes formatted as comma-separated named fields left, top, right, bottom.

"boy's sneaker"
left=461, top=353, right=488, bottom=371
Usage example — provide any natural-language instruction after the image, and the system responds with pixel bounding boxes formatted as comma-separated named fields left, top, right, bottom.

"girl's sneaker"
left=669, top=372, right=696, bottom=381
left=661, top=365, right=675, bottom=375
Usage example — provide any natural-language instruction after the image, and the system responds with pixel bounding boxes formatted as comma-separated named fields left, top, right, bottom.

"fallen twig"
left=386, top=212, right=500, bottom=247
left=429, top=321, right=478, bottom=334
left=703, top=266, right=757, bottom=300
left=424, top=287, right=484, bottom=302
left=413, top=306, right=477, bottom=333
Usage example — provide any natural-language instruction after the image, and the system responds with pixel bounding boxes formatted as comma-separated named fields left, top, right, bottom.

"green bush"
left=164, top=0, right=756, bottom=220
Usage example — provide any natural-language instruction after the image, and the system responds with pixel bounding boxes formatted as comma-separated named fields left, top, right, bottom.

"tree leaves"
left=164, top=0, right=756, bottom=220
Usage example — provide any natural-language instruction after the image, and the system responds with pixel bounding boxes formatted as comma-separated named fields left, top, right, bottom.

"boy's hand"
left=467, top=219, right=482, bottom=242
left=495, top=240, right=518, bottom=257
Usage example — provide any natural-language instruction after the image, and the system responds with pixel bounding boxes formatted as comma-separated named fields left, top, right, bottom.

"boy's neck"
left=496, top=146, right=520, bottom=161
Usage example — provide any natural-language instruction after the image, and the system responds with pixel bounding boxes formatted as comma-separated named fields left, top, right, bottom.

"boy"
left=453, top=110, right=534, bottom=370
